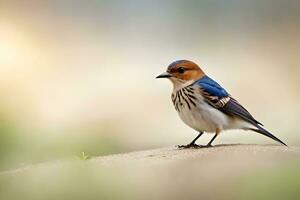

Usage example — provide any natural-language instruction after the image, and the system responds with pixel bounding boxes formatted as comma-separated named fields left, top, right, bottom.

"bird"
left=156, top=60, right=287, bottom=148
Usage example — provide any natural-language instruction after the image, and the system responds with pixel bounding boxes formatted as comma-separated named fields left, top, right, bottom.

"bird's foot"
left=177, top=143, right=214, bottom=149
left=203, top=144, right=213, bottom=148
left=177, top=143, right=203, bottom=149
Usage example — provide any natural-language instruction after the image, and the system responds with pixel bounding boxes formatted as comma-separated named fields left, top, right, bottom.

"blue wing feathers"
left=196, top=76, right=228, bottom=98
left=193, top=75, right=286, bottom=145
left=195, top=76, right=262, bottom=126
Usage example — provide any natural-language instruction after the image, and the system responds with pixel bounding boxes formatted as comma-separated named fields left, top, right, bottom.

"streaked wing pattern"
left=219, top=97, right=263, bottom=126
left=196, top=76, right=263, bottom=126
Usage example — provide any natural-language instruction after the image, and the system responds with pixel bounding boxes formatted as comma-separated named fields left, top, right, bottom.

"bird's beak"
left=156, top=72, right=172, bottom=79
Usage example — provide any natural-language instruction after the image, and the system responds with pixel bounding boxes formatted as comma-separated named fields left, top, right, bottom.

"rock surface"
left=1, top=144, right=300, bottom=200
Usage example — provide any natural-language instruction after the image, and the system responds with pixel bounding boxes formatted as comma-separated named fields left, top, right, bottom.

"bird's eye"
left=178, top=67, right=185, bottom=74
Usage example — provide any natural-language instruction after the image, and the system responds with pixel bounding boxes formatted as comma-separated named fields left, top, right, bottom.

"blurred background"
left=1, top=0, right=300, bottom=169
left=0, top=0, right=300, bottom=199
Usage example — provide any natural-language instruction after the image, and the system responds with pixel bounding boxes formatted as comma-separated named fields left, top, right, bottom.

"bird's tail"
left=250, top=126, right=287, bottom=146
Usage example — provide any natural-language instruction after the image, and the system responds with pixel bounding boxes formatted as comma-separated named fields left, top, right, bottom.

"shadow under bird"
left=156, top=60, right=287, bottom=148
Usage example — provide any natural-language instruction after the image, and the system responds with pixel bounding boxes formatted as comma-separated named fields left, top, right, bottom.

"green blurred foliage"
left=0, top=106, right=20, bottom=170
left=0, top=164, right=134, bottom=200
left=0, top=129, right=125, bottom=171
left=0, top=121, right=17, bottom=163
left=237, top=162, right=300, bottom=200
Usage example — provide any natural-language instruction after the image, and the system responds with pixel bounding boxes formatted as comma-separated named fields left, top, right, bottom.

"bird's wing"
left=195, top=76, right=288, bottom=146
left=196, top=76, right=263, bottom=126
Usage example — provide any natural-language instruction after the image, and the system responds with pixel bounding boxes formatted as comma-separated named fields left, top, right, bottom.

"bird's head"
left=156, top=60, right=205, bottom=89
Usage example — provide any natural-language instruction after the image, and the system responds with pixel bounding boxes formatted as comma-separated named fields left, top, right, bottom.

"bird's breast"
left=171, top=85, right=230, bottom=133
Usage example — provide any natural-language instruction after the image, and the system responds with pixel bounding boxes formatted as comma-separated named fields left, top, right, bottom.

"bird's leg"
left=205, top=129, right=220, bottom=147
left=177, top=132, right=204, bottom=149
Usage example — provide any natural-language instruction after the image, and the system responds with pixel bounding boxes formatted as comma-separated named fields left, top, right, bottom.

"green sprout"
left=79, top=152, right=90, bottom=160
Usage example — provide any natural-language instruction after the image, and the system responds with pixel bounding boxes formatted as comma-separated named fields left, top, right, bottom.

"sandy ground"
left=1, top=144, right=300, bottom=200
left=2, top=144, right=299, bottom=174
left=91, top=144, right=299, bottom=165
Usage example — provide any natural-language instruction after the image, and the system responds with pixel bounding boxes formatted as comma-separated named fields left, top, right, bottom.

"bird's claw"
left=176, top=143, right=214, bottom=149
left=177, top=143, right=203, bottom=149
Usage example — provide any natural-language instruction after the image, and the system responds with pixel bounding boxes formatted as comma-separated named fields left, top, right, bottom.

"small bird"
left=156, top=60, right=287, bottom=148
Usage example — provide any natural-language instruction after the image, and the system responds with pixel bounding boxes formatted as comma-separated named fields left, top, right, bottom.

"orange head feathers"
left=156, top=60, right=205, bottom=86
